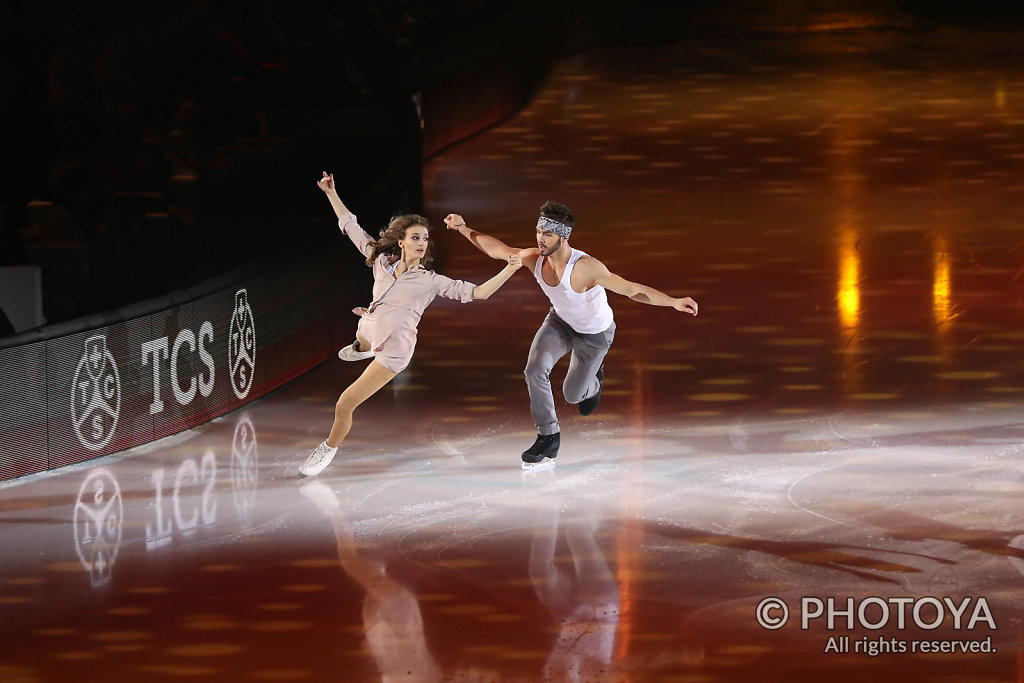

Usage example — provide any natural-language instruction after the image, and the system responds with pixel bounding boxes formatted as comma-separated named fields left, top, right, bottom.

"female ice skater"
left=298, top=172, right=523, bottom=477
left=446, top=202, right=698, bottom=468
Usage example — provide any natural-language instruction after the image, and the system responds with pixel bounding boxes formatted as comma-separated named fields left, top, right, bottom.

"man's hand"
left=674, top=297, right=699, bottom=316
left=444, top=213, right=467, bottom=230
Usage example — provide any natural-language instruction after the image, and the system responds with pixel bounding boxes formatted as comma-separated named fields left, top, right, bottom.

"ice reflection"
left=837, top=220, right=863, bottom=394
left=300, top=480, right=442, bottom=683
left=529, top=503, right=621, bottom=681
left=995, top=78, right=1007, bottom=110
left=68, top=418, right=260, bottom=587
left=145, top=450, right=217, bottom=549
left=831, top=107, right=865, bottom=396
left=73, top=468, right=123, bottom=586
left=144, top=416, right=259, bottom=549
left=837, top=223, right=861, bottom=335
left=932, top=232, right=954, bottom=358
left=231, top=415, right=259, bottom=525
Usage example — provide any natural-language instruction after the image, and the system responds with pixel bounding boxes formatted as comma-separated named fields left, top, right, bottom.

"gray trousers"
left=525, top=309, right=615, bottom=435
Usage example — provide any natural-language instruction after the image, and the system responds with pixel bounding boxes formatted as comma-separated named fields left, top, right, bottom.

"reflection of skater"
left=529, top=506, right=621, bottom=681
left=300, top=481, right=442, bottom=682
left=299, top=173, right=524, bottom=477
left=447, top=203, right=698, bottom=467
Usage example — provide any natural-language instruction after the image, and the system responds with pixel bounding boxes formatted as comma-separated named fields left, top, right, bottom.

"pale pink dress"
left=339, top=213, right=477, bottom=373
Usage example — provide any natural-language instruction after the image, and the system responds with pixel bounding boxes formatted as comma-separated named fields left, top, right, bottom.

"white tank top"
left=533, top=248, right=614, bottom=334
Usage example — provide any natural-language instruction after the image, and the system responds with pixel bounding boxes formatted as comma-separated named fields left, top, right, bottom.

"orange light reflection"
left=933, top=233, right=954, bottom=356
left=837, top=220, right=863, bottom=394
left=838, top=225, right=861, bottom=333
left=614, top=353, right=647, bottom=672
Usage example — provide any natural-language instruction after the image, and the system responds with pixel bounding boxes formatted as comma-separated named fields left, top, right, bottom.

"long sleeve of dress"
left=338, top=212, right=375, bottom=260
left=431, top=272, right=477, bottom=303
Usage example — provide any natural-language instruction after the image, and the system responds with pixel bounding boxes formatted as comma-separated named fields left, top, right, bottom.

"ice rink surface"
left=4, top=7, right=1024, bottom=681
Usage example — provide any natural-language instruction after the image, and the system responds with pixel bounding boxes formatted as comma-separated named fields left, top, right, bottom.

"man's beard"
left=540, top=236, right=563, bottom=256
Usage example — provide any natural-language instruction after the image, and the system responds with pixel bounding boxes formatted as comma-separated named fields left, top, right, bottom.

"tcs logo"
left=70, top=289, right=257, bottom=451
left=229, top=289, right=256, bottom=399
left=71, top=335, right=121, bottom=451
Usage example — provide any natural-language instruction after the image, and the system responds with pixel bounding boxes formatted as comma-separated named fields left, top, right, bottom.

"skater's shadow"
left=300, top=480, right=443, bottom=683
left=528, top=502, right=703, bottom=678
left=631, top=519, right=957, bottom=584
left=848, top=507, right=1024, bottom=563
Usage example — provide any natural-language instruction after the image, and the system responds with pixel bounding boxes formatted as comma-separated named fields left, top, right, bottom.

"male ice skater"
left=446, top=202, right=698, bottom=468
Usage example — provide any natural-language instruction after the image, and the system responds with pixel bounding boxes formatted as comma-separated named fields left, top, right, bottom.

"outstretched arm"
left=317, top=171, right=352, bottom=220
left=445, top=213, right=532, bottom=262
left=584, top=258, right=698, bottom=315
left=317, top=171, right=374, bottom=259
left=472, top=253, right=524, bottom=300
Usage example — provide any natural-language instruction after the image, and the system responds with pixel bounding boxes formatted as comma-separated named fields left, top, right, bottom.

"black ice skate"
left=577, top=365, right=604, bottom=416
left=522, top=432, right=560, bottom=469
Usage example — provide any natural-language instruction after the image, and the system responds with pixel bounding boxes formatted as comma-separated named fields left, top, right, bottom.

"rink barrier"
left=0, top=237, right=359, bottom=481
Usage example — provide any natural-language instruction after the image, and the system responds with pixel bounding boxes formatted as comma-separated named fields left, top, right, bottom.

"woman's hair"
left=366, top=214, right=434, bottom=269
left=539, top=201, right=575, bottom=228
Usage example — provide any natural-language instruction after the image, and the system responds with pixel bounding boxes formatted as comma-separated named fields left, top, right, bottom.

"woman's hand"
left=317, top=171, right=335, bottom=194
left=473, top=251, right=524, bottom=300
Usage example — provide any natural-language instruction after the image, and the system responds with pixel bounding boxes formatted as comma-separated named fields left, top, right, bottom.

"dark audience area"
left=0, top=0, right=518, bottom=329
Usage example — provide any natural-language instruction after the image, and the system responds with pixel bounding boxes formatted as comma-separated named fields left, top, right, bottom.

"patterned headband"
left=536, top=216, right=572, bottom=239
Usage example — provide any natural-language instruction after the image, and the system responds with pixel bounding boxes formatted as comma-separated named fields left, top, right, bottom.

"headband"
left=537, top=216, right=572, bottom=239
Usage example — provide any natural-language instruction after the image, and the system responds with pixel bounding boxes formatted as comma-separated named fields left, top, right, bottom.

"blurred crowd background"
left=0, top=0, right=520, bottom=330
left=2, top=0, right=1021, bottom=335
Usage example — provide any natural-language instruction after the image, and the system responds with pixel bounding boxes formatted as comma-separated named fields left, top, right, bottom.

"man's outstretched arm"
left=584, top=258, right=698, bottom=315
left=445, top=213, right=530, bottom=262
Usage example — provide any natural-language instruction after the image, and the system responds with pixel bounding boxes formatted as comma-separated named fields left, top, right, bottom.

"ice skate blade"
left=521, top=459, right=556, bottom=472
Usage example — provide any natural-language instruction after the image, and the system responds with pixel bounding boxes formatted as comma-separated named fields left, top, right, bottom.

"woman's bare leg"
left=355, top=332, right=371, bottom=352
left=326, top=360, right=397, bottom=447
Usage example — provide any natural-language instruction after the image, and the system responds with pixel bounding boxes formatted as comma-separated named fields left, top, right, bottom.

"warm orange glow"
left=838, top=226, right=861, bottom=333
left=830, top=108, right=866, bottom=395
left=836, top=222, right=863, bottom=394
left=832, top=111, right=863, bottom=337
left=933, top=233, right=953, bottom=350
left=996, top=79, right=1007, bottom=110
left=614, top=355, right=647, bottom=667
left=614, top=521, right=638, bottom=668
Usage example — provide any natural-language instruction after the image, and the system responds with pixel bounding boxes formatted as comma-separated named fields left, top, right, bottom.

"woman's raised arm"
left=317, top=171, right=375, bottom=260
